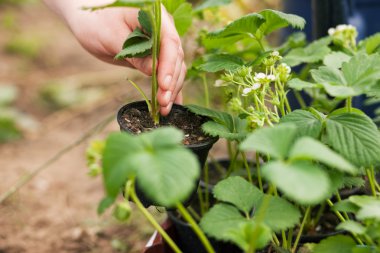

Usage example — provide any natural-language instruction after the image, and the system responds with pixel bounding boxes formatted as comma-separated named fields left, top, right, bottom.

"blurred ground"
left=0, top=2, right=161, bottom=253
left=0, top=1, right=278, bottom=252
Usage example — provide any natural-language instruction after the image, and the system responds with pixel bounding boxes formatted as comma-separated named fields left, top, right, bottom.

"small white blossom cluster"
left=241, top=72, right=276, bottom=96
left=276, top=63, right=291, bottom=82
left=263, top=51, right=282, bottom=66
left=327, top=24, right=358, bottom=48
left=328, top=24, right=356, bottom=36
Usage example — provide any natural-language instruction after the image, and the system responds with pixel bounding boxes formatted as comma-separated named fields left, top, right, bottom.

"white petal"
left=328, top=28, right=336, bottom=36
left=252, top=83, right=261, bottom=90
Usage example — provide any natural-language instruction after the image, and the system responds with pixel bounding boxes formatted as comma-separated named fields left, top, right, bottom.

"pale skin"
left=43, top=0, right=186, bottom=115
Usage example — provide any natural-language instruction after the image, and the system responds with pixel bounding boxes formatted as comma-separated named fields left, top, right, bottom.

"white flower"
left=252, top=83, right=261, bottom=90
left=254, top=72, right=266, bottom=82
left=271, top=51, right=280, bottom=57
left=267, top=74, right=276, bottom=81
left=280, top=63, right=291, bottom=73
left=336, top=24, right=348, bottom=31
left=328, top=28, right=336, bottom=36
left=214, top=79, right=224, bottom=87
left=242, top=87, right=252, bottom=96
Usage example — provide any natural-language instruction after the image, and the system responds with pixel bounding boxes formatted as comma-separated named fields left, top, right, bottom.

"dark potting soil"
left=121, top=107, right=212, bottom=145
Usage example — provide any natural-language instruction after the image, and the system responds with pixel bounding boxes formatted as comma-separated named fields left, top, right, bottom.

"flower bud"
left=113, top=202, right=132, bottom=222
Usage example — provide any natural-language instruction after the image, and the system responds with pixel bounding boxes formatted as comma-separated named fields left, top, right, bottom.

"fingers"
left=160, top=64, right=186, bottom=116
left=157, top=6, right=186, bottom=115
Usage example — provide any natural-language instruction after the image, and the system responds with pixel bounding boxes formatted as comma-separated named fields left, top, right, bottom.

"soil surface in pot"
left=121, top=107, right=212, bottom=145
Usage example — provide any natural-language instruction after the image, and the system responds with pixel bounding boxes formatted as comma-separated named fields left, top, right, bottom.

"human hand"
left=44, top=0, right=186, bottom=115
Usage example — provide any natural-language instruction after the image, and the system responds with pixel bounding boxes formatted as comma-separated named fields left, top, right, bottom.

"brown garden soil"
left=0, top=2, right=227, bottom=253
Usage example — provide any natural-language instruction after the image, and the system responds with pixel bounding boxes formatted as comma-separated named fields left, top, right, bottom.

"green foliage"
left=311, top=53, right=380, bottom=98
left=282, top=37, right=331, bottom=67
left=280, top=110, right=323, bottom=138
left=162, top=0, right=192, bottom=36
left=101, top=127, right=200, bottom=209
left=240, top=123, right=297, bottom=160
left=359, top=32, right=380, bottom=54
left=289, top=137, right=357, bottom=174
left=198, top=54, right=244, bottom=73
left=0, top=117, right=22, bottom=142
left=325, top=112, right=380, bottom=167
left=115, top=28, right=153, bottom=59
left=336, top=221, right=366, bottom=235
left=256, top=9, right=305, bottom=38
left=313, top=235, right=357, bottom=253
left=213, top=176, right=262, bottom=213
left=206, top=13, right=265, bottom=42
left=262, top=161, right=330, bottom=205
left=323, top=52, right=351, bottom=69
left=186, top=105, right=248, bottom=141
left=86, top=140, right=105, bottom=177
left=200, top=176, right=300, bottom=250
left=193, top=0, right=231, bottom=13
left=205, top=10, right=305, bottom=47
left=287, top=78, right=319, bottom=91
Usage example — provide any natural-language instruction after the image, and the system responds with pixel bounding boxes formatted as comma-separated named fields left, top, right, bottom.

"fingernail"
left=163, top=75, right=172, bottom=89
left=163, top=91, right=172, bottom=104
left=167, top=102, right=173, bottom=112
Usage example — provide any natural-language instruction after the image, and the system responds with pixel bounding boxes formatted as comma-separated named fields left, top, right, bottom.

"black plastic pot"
left=117, top=101, right=219, bottom=208
left=167, top=211, right=242, bottom=253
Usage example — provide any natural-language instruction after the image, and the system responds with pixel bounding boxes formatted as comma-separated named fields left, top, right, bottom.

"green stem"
left=294, top=90, right=306, bottom=109
left=127, top=79, right=152, bottom=113
left=130, top=180, right=182, bottom=253
left=197, top=185, right=206, bottom=216
left=346, top=97, right=352, bottom=113
left=282, top=230, right=288, bottom=249
left=176, top=202, right=215, bottom=253
left=292, top=206, right=311, bottom=253
left=335, top=192, right=349, bottom=220
left=326, top=200, right=364, bottom=245
left=366, top=168, right=377, bottom=196
left=241, top=152, right=253, bottom=183
left=204, top=162, right=210, bottom=211
left=201, top=73, right=210, bottom=108
left=287, top=228, right=293, bottom=251
left=188, top=206, right=201, bottom=222
left=255, top=153, right=263, bottom=192
left=150, top=1, right=161, bottom=124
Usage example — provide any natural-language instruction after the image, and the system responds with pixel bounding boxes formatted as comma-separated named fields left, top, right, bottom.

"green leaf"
left=323, top=52, right=351, bottom=69
left=193, top=0, right=231, bottom=13
left=201, top=120, right=248, bottom=141
left=325, top=113, right=380, bottom=167
left=206, top=13, right=265, bottom=43
left=85, top=0, right=155, bottom=10
left=115, top=28, right=152, bottom=59
left=198, top=54, right=244, bottom=73
left=103, top=128, right=200, bottom=207
left=282, top=37, right=331, bottom=67
left=337, top=221, right=366, bottom=235
left=357, top=201, right=380, bottom=220
left=186, top=105, right=248, bottom=140
left=313, top=235, right=356, bottom=253
left=349, top=195, right=380, bottom=208
left=262, top=161, right=331, bottom=205
left=280, top=110, right=323, bottom=138
left=255, top=195, right=301, bottom=232
left=98, top=196, right=115, bottom=215
left=0, top=117, right=22, bottom=143
left=289, top=137, right=357, bottom=174
left=200, top=203, right=246, bottom=241
left=312, top=53, right=380, bottom=98
left=164, top=1, right=192, bottom=36
left=213, top=176, right=263, bottom=213
left=240, top=124, right=297, bottom=160
left=359, top=32, right=380, bottom=54
left=332, top=199, right=360, bottom=213
left=103, top=133, right=141, bottom=199
left=342, top=53, right=380, bottom=88
left=138, top=10, right=152, bottom=35
left=227, top=222, right=272, bottom=251
left=256, top=9, right=305, bottom=37
left=287, top=78, right=318, bottom=91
